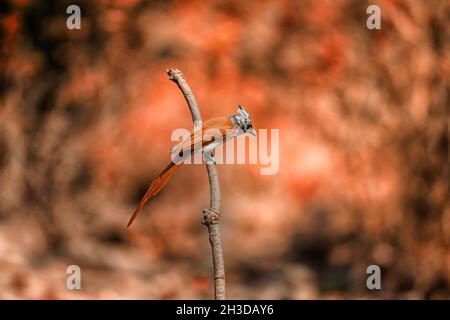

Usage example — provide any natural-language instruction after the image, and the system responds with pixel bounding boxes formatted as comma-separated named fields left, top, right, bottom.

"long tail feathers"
left=127, top=162, right=178, bottom=227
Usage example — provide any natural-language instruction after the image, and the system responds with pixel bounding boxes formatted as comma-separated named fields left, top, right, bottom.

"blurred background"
left=0, top=0, right=448, bottom=299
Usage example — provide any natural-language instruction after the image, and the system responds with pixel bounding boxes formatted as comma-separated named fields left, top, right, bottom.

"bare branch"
left=167, top=69, right=202, bottom=127
left=166, top=68, right=226, bottom=300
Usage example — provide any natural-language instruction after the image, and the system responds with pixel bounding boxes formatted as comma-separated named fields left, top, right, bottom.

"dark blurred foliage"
left=0, top=0, right=448, bottom=299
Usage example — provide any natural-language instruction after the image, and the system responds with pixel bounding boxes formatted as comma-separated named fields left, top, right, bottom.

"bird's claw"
left=204, top=152, right=216, bottom=165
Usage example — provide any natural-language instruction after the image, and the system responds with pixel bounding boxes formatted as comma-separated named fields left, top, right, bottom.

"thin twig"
left=167, top=68, right=225, bottom=300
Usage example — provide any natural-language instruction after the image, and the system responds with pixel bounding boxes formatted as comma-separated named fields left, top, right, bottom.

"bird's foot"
left=203, top=152, right=216, bottom=165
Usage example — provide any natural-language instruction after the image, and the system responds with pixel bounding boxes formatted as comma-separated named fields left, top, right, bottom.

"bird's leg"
left=203, top=151, right=216, bottom=165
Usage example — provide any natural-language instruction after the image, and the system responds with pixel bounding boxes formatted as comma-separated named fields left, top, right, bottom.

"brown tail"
left=127, top=162, right=179, bottom=227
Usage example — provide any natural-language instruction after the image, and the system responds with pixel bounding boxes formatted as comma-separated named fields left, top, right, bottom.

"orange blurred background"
left=0, top=0, right=448, bottom=299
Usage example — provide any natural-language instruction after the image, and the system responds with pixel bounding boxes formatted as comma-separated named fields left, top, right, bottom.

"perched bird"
left=127, top=105, right=255, bottom=227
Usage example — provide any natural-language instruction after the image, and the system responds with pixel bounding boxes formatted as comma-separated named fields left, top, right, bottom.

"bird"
left=127, top=105, right=255, bottom=227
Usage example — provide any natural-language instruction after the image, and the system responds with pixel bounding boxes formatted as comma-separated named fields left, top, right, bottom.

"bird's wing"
left=170, top=117, right=234, bottom=156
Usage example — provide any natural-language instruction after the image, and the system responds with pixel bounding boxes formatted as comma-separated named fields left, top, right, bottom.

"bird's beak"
left=248, top=128, right=256, bottom=136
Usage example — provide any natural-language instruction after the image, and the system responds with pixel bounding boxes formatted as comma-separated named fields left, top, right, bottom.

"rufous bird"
left=127, top=105, right=255, bottom=227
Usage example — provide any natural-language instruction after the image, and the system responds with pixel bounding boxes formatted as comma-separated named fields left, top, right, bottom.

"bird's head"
left=234, top=105, right=256, bottom=136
